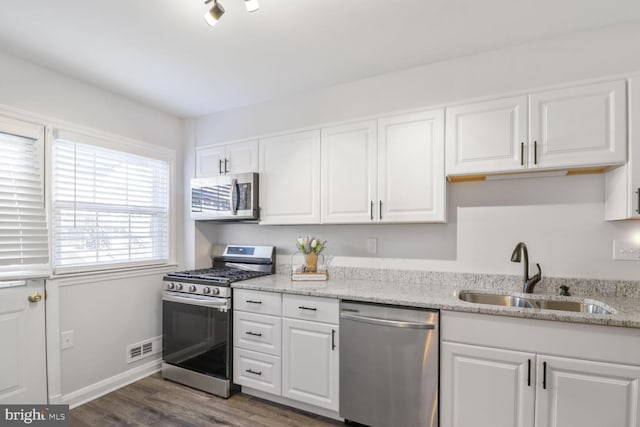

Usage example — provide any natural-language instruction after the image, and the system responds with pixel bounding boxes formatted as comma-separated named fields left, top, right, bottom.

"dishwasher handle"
left=340, top=312, right=436, bottom=329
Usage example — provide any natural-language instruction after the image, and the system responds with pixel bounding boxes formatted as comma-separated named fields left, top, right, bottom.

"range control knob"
left=203, top=287, right=211, bottom=294
left=175, top=283, right=183, bottom=291
left=189, top=285, right=197, bottom=292
left=211, top=288, right=220, bottom=296
left=167, top=282, right=175, bottom=290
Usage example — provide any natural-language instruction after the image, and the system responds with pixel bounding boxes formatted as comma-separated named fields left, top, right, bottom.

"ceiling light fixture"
left=203, top=0, right=259, bottom=27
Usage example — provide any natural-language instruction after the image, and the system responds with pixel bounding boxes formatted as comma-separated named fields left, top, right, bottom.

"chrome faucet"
left=510, top=242, right=542, bottom=293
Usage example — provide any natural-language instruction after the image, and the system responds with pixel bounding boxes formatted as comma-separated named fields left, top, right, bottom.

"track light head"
left=204, top=0, right=225, bottom=27
left=244, top=0, right=259, bottom=12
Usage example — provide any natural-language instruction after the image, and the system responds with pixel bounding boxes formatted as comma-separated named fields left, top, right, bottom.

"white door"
left=529, top=80, right=627, bottom=169
left=282, top=318, right=339, bottom=411
left=446, top=95, right=528, bottom=176
left=377, top=109, right=446, bottom=223
left=226, top=140, right=258, bottom=174
left=321, top=120, right=377, bottom=224
left=0, top=280, right=47, bottom=404
left=195, top=145, right=226, bottom=177
left=259, top=130, right=321, bottom=225
left=441, top=342, right=535, bottom=427
left=535, top=355, right=640, bottom=427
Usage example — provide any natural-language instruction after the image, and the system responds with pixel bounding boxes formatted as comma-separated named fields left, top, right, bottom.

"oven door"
left=162, top=292, right=231, bottom=380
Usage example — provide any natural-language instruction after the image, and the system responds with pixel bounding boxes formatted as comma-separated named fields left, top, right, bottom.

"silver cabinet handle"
left=370, top=201, right=374, bottom=221
left=224, top=158, right=229, bottom=174
left=534, top=140, right=538, bottom=165
left=298, top=305, right=317, bottom=311
left=219, top=159, right=223, bottom=174
left=246, top=369, right=262, bottom=376
left=379, top=201, right=382, bottom=220
left=521, top=142, right=524, bottom=166
left=635, top=189, right=639, bottom=214
left=340, top=312, right=436, bottom=329
left=246, top=331, right=262, bottom=337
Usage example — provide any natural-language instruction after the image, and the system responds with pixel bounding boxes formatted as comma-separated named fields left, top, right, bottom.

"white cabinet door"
left=0, top=281, right=47, bottom=404
left=259, top=130, right=321, bottom=224
left=530, top=80, right=627, bottom=169
left=196, top=140, right=258, bottom=177
left=282, top=318, right=339, bottom=411
left=321, top=120, right=377, bottom=223
left=195, top=145, right=225, bottom=177
left=441, top=342, right=535, bottom=427
left=535, top=355, right=640, bottom=427
left=226, top=139, right=258, bottom=174
left=446, top=96, right=528, bottom=175
left=378, top=109, right=446, bottom=223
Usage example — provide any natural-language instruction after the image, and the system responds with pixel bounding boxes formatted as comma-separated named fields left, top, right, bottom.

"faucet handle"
left=533, top=263, right=542, bottom=278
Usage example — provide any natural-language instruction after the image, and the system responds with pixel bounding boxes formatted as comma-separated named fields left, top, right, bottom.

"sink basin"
left=458, top=291, right=615, bottom=315
left=458, top=291, right=534, bottom=308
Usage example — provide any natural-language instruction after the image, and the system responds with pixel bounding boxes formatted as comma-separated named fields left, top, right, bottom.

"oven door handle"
left=162, top=293, right=229, bottom=309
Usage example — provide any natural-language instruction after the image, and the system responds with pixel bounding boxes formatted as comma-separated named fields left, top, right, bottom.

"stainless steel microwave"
left=190, top=173, right=259, bottom=221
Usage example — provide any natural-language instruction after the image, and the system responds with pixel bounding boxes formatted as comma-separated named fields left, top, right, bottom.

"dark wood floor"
left=70, top=373, right=344, bottom=427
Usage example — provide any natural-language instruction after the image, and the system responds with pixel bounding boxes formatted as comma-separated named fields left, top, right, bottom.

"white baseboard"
left=241, top=387, right=342, bottom=421
left=52, top=358, right=161, bottom=409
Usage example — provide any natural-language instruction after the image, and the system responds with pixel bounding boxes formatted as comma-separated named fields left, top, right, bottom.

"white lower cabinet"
left=233, top=289, right=339, bottom=416
left=441, top=342, right=535, bottom=427
left=441, top=311, right=640, bottom=427
left=282, top=318, right=339, bottom=411
left=536, top=356, right=640, bottom=427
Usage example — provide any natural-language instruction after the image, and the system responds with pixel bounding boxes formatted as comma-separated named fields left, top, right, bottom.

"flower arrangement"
left=296, top=236, right=326, bottom=255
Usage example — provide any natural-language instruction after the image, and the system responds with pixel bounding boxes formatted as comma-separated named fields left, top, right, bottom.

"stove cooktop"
left=165, top=268, right=271, bottom=285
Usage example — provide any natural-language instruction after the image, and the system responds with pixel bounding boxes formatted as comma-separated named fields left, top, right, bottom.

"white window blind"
left=0, top=118, right=48, bottom=280
left=53, top=137, right=169, bottom=272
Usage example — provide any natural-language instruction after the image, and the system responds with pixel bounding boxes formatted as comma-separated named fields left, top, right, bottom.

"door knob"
left=28, top=292, right=42, bottom=303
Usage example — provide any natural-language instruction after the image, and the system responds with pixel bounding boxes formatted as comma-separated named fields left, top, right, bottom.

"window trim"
left=48, top=127, right=176, bottom=275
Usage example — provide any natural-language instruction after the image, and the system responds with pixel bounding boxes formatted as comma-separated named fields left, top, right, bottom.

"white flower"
left=311, top=239, right=317, bottom=248
left=297, top=237, right=304, bottom=246
left=303, top=237, right=309, bottom=245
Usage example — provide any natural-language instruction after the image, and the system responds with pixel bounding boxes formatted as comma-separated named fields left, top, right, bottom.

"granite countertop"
left=231, top=271, right=640, bottom=329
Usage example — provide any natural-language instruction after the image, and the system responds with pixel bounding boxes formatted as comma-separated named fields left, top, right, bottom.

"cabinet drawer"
left=234, top=311, right=281, bottom=356
left=234, top=289, right=282, bottom=316
left=234, top=348, right=281, bottom=395
left=283, top=294, right=339, bottom=324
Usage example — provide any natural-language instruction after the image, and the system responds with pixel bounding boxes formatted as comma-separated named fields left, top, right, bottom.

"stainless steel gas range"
left=161, top=245, right=275, bottom=397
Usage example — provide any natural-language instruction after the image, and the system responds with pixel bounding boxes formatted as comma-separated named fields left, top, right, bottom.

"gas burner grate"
left=166, top=268, right=271, bottom=284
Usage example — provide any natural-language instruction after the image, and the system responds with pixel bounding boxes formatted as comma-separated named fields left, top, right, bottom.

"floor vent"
left=126, top=336, right=161, bottom=364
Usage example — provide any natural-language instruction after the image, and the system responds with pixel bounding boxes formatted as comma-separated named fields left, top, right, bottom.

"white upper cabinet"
left=530, top=80, right=627, bottom=169
left=259, top=130, right=321, bottom=225
left=378, top=109, right=446, bottom=223
left=446, top=96, right=528, bottom=175
left=196, top=139, right=258, bottom=177
left=606, top=77, right=640, bottom=220
left=445, top=80, right=627, bottom=179
left=321, top=121, right=377, bottom=224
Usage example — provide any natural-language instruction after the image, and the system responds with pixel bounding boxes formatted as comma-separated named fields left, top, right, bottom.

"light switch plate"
left=367, top=238, right=377, bottom=254
left=613, top=241, right=640, bottom=261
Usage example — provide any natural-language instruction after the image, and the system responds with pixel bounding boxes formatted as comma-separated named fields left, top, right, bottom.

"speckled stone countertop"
left=231, top=268, right=640, bottom=329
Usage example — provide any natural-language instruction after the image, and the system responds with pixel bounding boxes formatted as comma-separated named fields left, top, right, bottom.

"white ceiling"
left=1, top=1, right=640, bottom=118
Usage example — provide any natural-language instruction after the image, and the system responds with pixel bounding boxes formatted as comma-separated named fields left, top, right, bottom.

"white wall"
left=194, top=22, right=640, bottom=281
left=0, top=49, right=186, bottom=403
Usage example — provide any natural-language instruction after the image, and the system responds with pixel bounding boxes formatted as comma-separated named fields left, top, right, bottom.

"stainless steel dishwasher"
left=340, top=301, right=439, bottom=427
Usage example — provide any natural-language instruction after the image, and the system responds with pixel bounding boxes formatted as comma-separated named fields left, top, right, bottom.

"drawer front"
left=234, top=289, right=282, bottom=316
left=234, top=311, right=281, bottom=356
left=283, top=294, right=339, bottom=324
left=234, top=348, right=281, bottom=395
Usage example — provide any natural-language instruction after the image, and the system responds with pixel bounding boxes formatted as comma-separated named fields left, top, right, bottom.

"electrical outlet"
left=613, top=240, right=640, bottom=261
left=61, top=330, right=74, bottom=350
left=367, top=238, right=377, bottom=254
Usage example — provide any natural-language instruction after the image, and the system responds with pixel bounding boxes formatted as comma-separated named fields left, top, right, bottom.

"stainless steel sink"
left=458, top=291, right=615, bottom=315
left=458, top=291, right=534, bottom=308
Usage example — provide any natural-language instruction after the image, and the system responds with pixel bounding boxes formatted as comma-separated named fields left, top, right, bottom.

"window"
left=0, top=117, right=48, bottom=280
left=52, top=134, right=169, bottom=272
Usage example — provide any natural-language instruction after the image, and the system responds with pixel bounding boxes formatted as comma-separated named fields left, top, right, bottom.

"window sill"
left=48, top=263, right=178, bottom=287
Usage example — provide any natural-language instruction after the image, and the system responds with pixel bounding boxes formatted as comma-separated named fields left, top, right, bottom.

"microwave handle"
left=230, top=177, right=238, bottom=215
